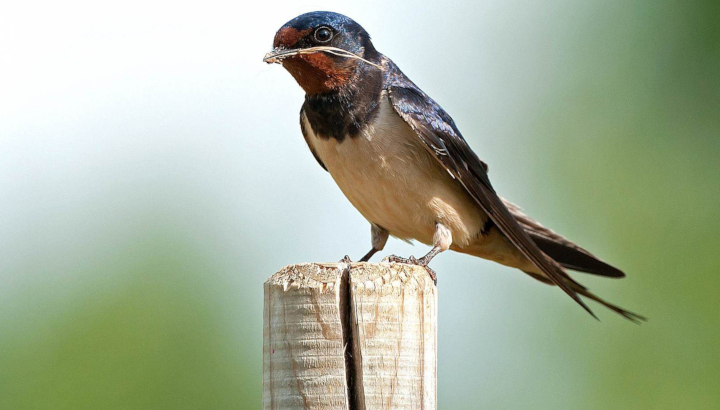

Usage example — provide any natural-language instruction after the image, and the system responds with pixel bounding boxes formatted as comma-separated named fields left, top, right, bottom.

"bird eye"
left=314, top=27, right=333, bottom=43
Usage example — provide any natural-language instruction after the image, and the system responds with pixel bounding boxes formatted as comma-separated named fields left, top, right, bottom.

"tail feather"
left=476, top=198, right=644, bottom=321
left=502, top=197, right=626, bottom=278
left=523, top=270, right=646, bottom=323
left=573, top=286, right=647, bottom=324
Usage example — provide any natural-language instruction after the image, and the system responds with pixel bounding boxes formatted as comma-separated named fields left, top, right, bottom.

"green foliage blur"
left=0, top=0, right=717, bottom=409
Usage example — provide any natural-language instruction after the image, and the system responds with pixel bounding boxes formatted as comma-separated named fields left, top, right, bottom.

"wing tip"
left=530, top=235, right=627, bottom=279
left=568, top=263, right=626, bottom=278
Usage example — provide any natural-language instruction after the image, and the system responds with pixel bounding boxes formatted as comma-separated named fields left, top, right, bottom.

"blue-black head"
left=263, top=12, right=381, bottom=94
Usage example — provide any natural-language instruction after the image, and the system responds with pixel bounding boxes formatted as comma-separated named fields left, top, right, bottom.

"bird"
left=263, top=11, right=644, bottom=322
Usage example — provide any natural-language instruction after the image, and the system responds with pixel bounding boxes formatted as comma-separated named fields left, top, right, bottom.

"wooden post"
left=263, top=262, right=437, bottom=410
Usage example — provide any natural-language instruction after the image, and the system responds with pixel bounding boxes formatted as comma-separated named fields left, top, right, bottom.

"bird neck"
left=303, top=64, right=384, bottom=142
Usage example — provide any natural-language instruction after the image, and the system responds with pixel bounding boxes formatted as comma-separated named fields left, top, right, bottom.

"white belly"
left=303, top=93, right=486, bottom=247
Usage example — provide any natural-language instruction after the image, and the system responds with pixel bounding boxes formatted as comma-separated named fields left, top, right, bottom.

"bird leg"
left=340, top=248, right=376, bottom=263
left=385, top=223, right=452, bottom=284
left=358, top=224, right=388, bottom=262
left=386, top=248, right=441, bottom=283
left=341, top=224, right=389, bottom=263
left=359, top=248, right=379, bottom=262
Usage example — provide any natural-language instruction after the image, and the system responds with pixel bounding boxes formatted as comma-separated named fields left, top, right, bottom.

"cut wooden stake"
left=263, top=262, right=437, bottom=410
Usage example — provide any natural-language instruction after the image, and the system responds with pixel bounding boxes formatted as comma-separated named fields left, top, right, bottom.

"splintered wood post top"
left=263, top=262, right=438, bottom=410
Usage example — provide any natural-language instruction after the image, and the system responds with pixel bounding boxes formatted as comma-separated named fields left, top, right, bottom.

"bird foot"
left=383, top=255, right=437, bottom=284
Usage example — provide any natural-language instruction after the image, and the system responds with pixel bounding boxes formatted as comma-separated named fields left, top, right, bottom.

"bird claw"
left=383, top=255, right=437, bottom=285
left=385, top=254, right=418, bottom=265
left=423, top=266, right=438, bottom=284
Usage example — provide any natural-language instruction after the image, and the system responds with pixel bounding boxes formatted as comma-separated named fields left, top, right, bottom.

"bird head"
left=263, top=11, right=381, bottom=95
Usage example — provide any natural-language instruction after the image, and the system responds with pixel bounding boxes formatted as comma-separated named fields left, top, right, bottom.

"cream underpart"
left=303, top=92, right=486, bottom=249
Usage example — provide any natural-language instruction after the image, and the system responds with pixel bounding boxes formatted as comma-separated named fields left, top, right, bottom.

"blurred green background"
left=1, top=0, right=718, bottom=409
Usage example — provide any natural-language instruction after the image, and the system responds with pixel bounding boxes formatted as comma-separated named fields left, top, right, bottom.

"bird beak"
left=263, top=48, right=300, bottom=64
left=263, top=46, right=384, bottom=70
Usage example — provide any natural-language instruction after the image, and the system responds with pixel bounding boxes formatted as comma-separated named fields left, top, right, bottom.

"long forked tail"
left=573, top=285, right=647, bottom=324
left=502, top=198, right=646, bottom=322
left=524, top=270, right=647, bottom=323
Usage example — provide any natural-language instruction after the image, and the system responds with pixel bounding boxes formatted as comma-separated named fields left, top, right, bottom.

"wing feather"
left=385, top=66, right=595, bottom=316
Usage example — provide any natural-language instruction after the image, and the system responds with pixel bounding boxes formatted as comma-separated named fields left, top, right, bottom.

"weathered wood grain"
left=263, top=262, right=437, bottom=410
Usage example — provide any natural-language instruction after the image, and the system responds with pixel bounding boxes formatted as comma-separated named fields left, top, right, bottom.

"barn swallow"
left=264, top=11, right=644, bottom=322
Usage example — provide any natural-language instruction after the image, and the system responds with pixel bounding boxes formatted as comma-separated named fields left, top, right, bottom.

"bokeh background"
left=1, top=0, right=718, bottom=408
